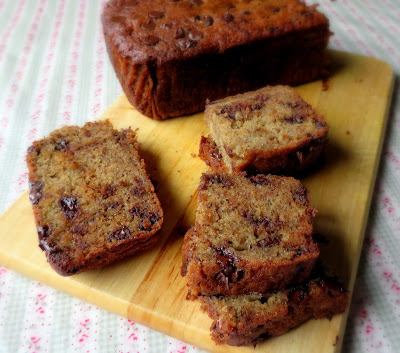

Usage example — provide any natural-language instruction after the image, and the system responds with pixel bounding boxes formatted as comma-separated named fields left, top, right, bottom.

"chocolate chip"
left=77, top=241, right=88, bottom=250
left=139, top=212, right=161, bottom=231
left=284, top=115, right=304, bottom=124
left=218, top=101, right=262, bottom=120
left=143, top=35, right=160, bottom=46
left=200, top=174, right=233, bottom=189
left=59, top=196, right=80, bottom=219
left=71, top=223, right=87, bottom=236
left=102, top=184, right=116, bottom=199
left=175, top=27, right=185, bottom=39
left=141, top=20, right=156, bottom=31
left=291, top=249, right=304, bottom=260
left=286, top=101, right=301, bottom=109
left=292, top=186, right=308, bottom=203
left=192, top=0, right=203, bottom=5
left=242, top=10, right=251, bottom=15
left=39, top=240, right=53, bottom=252
left=248, top=175, right=271, bottom=186
left=54, top=140, right=69, bottom=151
left=27, top=145, right=37, bottom=153
left=37, top=225, right=51, bottom=240
left=226, top=4, right=235, bottom=10
left=318, top=277, right=346, bottom=293
left=258, top=297, right=268, bottom=304
left=202, top=15, right=214, bottom=26
left=223, top=13, right=234, bottom=22
left=105, top=201, right=120, bottom=210
left=109, top=226, right=131, bottom=241
left=214, top=247, right=243, bottom=284
left=256, top=237, right=281, bottom=248
left=188, top=29, right=203, bottom=40
left=223, top=144, right=234, bottom=158
left=148, top=11, right=164, bottom=19
left=177, top=38, right=197, bottom=49
left=215, top=272, right=229, bottom=288
left=315, top=120, right=327, bottom=129
left=131, top=185, right=146, bottom=196
left=252, top=103, right=263, bottom=111
left=270, top=6, right=280, bottom=13
left=131, top=207, right=161, bottom=231
left=29, top=181, right=44, bottom=205
left=288, top=284, right=310, bottom=306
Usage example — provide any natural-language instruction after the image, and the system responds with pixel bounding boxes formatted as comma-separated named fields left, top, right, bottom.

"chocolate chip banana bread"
left=199, top=85, right=328, bottom=175
left=199, top=275, right=349, bottom=346
left=26, top=120, right=163, bottom=276
left=181, top=173, right=319, bottom=297
left=102, top=0, right=331, bottom=119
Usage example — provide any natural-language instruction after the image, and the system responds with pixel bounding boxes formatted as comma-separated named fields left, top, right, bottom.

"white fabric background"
left=0, top=1, right=399, bottom=352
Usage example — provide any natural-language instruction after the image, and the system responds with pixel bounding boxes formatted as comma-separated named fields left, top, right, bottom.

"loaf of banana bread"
left=199, top=275, right=349, bottom=346
left=182, top=172, right=319, bottom=297
left=26, top=120, right=163, bottom=276
left=199, top=85, right=328, bottom=175
left=102, top=0, right=331, bottom=119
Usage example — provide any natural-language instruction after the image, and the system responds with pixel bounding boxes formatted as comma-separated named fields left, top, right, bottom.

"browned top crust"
left=102, top=0, right=329, bottom=64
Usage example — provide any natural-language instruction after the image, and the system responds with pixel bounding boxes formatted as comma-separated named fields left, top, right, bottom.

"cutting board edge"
left=331, top=56, right=395, bottom=353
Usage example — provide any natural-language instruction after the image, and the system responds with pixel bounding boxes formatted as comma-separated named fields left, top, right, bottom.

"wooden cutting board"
left=0, top=50, right=394, bottom=353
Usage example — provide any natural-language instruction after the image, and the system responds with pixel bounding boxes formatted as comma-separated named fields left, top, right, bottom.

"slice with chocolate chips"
left=181, top=172, right=319, bottom=298
left=199, top=275, right=349, bottom=346
left=200, top=85, right=329, bottom=176
left=26, top=120, right=163, bottom=276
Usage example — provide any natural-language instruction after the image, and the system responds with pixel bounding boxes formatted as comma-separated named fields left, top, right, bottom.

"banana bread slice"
left=200, top=85, right=328, bottom=175
left=26, top=120, right=163, bottom=276
left=199, top=275, right=349, bottom=346
left=181, top=173, right=319, bottom=297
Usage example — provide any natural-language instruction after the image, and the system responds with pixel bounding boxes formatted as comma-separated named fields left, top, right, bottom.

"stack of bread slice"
left=181, top=86, right=348, bottom=346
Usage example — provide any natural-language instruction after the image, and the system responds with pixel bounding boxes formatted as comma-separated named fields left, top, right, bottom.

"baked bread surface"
left=102, top=0, right=330, bottom=119
left=27, top=120, right=163, bottom=276
left=200, top=85, right=329, bottom=175
left=182, top=172, right=319, bottom=297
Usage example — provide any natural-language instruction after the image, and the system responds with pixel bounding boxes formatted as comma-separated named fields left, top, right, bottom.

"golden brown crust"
left=102, top=0, right=331, bottom=119
left=26, top=120, right=163, bottom=276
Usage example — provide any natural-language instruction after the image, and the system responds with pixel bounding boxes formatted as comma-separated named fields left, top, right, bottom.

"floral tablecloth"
left=0, top=1, right=399, bottom=352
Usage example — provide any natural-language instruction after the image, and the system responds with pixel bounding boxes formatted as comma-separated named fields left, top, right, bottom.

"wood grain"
left=0, top=51, right=394, bottom=353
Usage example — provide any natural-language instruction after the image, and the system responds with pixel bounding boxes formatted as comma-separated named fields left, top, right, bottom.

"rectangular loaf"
left=102, top=0, right=331, bottom=119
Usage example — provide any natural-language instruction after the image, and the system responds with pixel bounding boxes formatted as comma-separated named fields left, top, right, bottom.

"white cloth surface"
left=0, top=1, right=399, bottom=352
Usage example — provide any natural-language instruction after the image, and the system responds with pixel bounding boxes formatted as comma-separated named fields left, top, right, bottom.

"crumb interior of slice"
left=195, top=173, right=316, bottom=263
left=30, top=122, right=162, bottom=260
left=205, top=86, right=327, bottom=170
